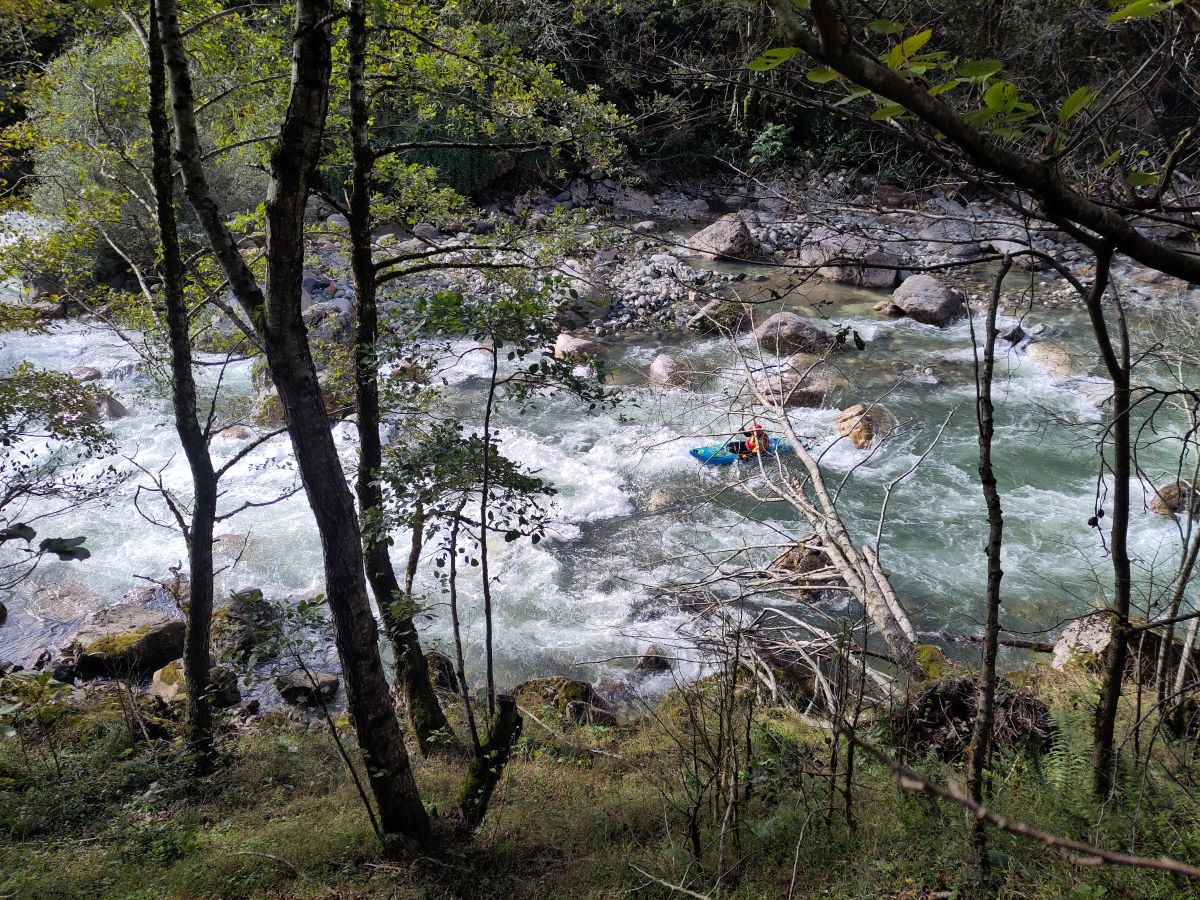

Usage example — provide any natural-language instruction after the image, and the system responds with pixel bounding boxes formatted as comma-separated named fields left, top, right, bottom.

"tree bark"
left=1082, top=248, right=1131, bottom=798
left=456, top=694, right=522, bottom=831
left=147, top=0, right=218, bottom=764
left=158, top=0, right=433, bottom=851
left=965, top=257, right=1011, bottom=865
left=345, top=0, right=454, bottom=756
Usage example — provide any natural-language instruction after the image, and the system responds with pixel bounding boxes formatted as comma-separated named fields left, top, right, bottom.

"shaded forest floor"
left=2, top=667, right=1198, bottom=899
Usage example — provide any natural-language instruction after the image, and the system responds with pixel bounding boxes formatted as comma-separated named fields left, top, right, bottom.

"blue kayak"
left=690, top=437, right=792, bottom=466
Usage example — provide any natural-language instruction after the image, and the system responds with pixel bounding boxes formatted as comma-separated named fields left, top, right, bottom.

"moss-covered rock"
left=68, top=605, right=185, bottom=679
left=513, top=676, right=616, bottom=726
left=211, top=588, right=277, bottom=663
left=149, top=658, right=240, bottom=708
left=424, top=650, right=458, bottom=693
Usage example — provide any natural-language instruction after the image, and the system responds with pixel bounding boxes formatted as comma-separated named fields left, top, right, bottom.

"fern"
left=1043, top=704, right=1092, bottom=794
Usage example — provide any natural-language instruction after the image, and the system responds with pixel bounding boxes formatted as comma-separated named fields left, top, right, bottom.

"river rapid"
left=2, top=220, right=1198, bottom=700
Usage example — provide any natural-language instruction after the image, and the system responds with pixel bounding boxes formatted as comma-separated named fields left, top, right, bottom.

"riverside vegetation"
left=2, top=0, right=1200, bottom=897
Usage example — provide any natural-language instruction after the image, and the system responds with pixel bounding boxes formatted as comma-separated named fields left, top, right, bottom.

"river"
left=2, top=225, right=1198, bottom=699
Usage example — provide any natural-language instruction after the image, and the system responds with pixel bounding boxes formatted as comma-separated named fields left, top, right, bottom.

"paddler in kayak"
left=730, top=422, right=769, bottom=459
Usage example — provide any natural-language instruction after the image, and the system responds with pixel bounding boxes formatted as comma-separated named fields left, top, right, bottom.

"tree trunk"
left=965, top=258, right=1011, bottom=864
left=146, top=0, right=218, bottom=764
left=456, top=694, right=522, bottom=831
left=158, top=0, right=433, bottom=852
left=1083, top=248, right=1130, bottom=798
left=345, top=0, right=454, bottom=756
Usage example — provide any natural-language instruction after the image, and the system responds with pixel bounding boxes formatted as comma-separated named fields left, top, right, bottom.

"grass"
left=2, top=667, right=1200, bottom=898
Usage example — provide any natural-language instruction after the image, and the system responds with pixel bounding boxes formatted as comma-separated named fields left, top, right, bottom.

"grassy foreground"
left=1, top=668, right=1198, bottom=899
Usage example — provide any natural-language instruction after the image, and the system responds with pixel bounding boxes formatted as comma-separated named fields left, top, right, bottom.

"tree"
left=157, top=0, right=433, bottom=851
left=760, top=0, right=1198, bottom=800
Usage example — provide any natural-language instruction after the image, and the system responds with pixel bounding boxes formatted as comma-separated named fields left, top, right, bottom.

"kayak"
left=689, top=437, right=792, bottom=466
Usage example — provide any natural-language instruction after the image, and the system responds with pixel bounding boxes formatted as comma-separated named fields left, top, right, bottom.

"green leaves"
left=1106, top=0, right=1180, bottom=23
left=747, top=47, right=800, bottom=72
left=1127, top=171, right=1160, bottom=187
left=1058, top=87, right=1098, bottom=123
left=983, top=80, right=1019, bottom=113
left=871, top=103, right=907, bottom=121
left=806, top=67, right=839, bottom=84
left=958, top=59, right=1003, bottom=82
left=884, top=30, right=932, bottom=69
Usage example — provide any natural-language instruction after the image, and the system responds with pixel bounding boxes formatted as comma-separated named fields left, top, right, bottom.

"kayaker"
left=745, top=422, right=768, bottom=455
left=728, top=422, right=768, bottom=459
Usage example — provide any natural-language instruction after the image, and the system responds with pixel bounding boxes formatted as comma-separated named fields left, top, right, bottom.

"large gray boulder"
left=276, top=669, right=340, bottom=706
left=799, top=227, right=901, bottom=288
left=67, top=604, right=185, bottom=679
left=891, top=275, right=966, bottom=327
left=754, top=312, right=836, bottom=355
left=553, top=333, right=604, bottom=360
left=688, top=214, right=755, bottom=260
left=303, top=301, right=355, bottom=349
left=648, top=353, right=692, bottom=388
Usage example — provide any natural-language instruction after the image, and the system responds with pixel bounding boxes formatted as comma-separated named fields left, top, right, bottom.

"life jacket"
left=746, top=428, right=767, bottom=454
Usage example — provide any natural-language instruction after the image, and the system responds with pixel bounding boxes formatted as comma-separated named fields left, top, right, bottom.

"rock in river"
left=891, top=274, right=966, bottom=327
left=67, top=604, right=185, bottom=679
left=753, top=312, right=836, bottom=355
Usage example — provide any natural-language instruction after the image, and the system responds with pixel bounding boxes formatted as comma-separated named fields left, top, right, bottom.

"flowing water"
left=2, top=223, right=1198, bottom=697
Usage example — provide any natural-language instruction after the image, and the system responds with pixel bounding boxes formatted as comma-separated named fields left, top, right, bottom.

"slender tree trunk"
left=146, top=0, right=218, bottom=764
left=479, top=349, right=498, bottom=718
left=158, top=0, right=433, bottom=852
left=1084, top=247, right=1131, bottom=798
left=456, top=694, right=522, bottom=831
left=966, top=258, right=1011, bottom=866
left=345, top=0, right=453, bottom=755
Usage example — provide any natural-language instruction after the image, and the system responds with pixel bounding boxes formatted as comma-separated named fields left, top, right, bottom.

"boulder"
left=68, top=604, right=185, bottom=679
left=635, top=644, right=672, bottom=673
left=775, top=544, right=832, bottom=576
left=325, top=213, right=349, bottom=229
left=835, top=403, right=895, bottom=449
left=212, top=588, right=278, bottom=662
left=553, top=260, right=610, bottom=326
left=22, top=272, right=65, bottom=303
left=1022, top=341, right=1079, bottom=381
left=513, top=676, right=616, bottom=726
left=412, top=222, right=440, bottom=241
left=303, top=301, right=355, bottom=349
left=553, top=333, right=603, bottom=360
left=799, top=227, right=901, bottom=288
left=917, top=217, right=981, bottom=255
left=1052, top=612, right=1114, bottom=671
left=688, top=214, right=754, bottom=260
left=983, top=238, right=1049, bottom=270
left=632, top=220, right=657, bottom=235
left=149, top=657, right=240, bottom=707
left=687, top=298, right=752, bottom=334
left=891, top=275, right=966, bottom=327
left=648, top=353, right=692, bottom=388
left=754, top=312, right=836, bottom=355
left=872, top=300, right=905, bottom=318
left=93, top=395, right=129, bottom=421
left=0, top=600, right=6, bottom=627
left=275, top=669, right=340, bottom=707
left=998, top=323, right=1026, bottom=345
left=754, top=367, right=841, bottom=409
left=70, top=366, right=102, bottom=383
left=33, top=580, right=99, bottom=623
left=424, top=650, right=458, bottom=693
left=647, top=488, right=678, bottom=514
left=1150, top=480, right=1200, bottom=517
